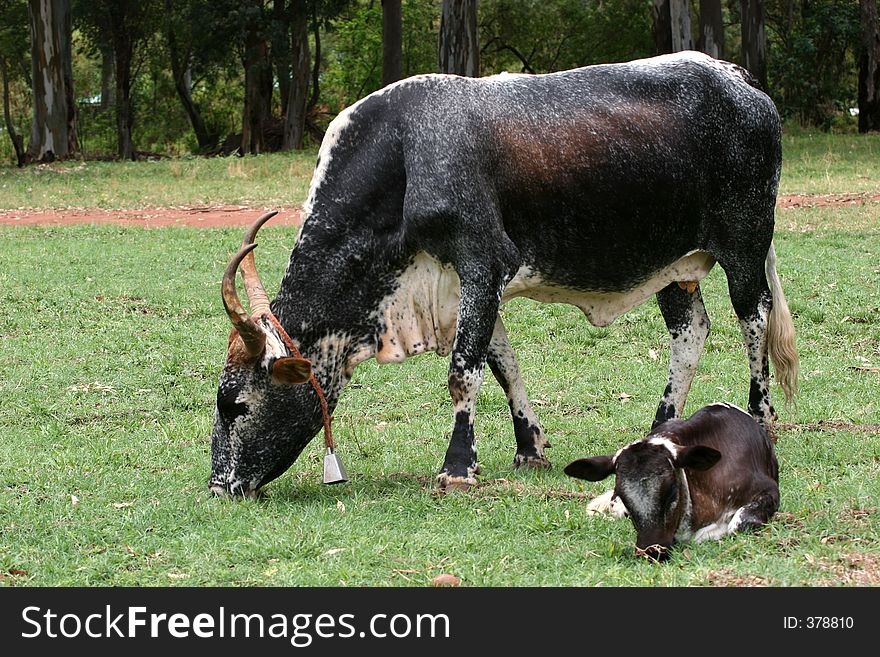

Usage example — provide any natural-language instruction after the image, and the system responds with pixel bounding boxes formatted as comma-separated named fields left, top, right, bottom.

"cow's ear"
left=564, top=456, right=615, bottom=481
left=271, top=357, right=312, bottom=385
left=674, top=445, right=721, bottom=471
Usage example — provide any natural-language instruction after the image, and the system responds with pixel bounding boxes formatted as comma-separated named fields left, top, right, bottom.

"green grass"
left=0, top=134, right=879, bottom=586
left=0, top=152, right=317, bottom=210
left=1, top=215, right=878, bottom=586
left=781, top=132, right=880, bottom=195
left=1, top=132, right=879, bottom=210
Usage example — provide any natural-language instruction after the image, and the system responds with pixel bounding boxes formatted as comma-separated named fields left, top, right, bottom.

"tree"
left=480, top=0, right=652, bottom=73
left=164, top=0, right=216, bottom=151
left=382, top=0, right=402, bottom=86
left=741, top=0, right=767, bottom=90
left=26, top=0, right=77, bottom=162
left=240, top=0, right=272, bottom=154
left=699, top=0, right=724, bottom=58
left=76, top=0, right=160, bottom=160
left=0, top=0, right=29, bottom=165
left=439, top=0, right=479, bottom=76
left=859, top=0, right=880, bottom=131
left=670, top=0, right=693, bottom=51
left=282, top=0, right=310, bottom=150
left=653, top=0, right=692, bottom=54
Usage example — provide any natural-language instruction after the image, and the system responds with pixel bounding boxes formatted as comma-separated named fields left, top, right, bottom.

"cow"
left=564, top=403, right=780, bottom=561
left=209, top=51, right=799, bottom=498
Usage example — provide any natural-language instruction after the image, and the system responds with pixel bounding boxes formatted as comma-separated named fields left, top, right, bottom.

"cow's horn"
left=222, top=242, right=266, bottom=357
left=237, top=211, right=277, bottom=318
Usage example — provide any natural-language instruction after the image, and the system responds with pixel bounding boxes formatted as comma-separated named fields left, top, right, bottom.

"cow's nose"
left=209, top=480, right=257, bottom=499
left=635, top=544, right=671, bottom=563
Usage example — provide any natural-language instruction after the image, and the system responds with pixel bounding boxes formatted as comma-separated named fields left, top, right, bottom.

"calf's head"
left=565, top=437, right=721, bottom=562
left=209, top=214, right=322, bottom=497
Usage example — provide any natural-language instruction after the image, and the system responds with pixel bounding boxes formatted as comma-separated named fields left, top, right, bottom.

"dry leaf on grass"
left=431, top=573, right=461, bottom=587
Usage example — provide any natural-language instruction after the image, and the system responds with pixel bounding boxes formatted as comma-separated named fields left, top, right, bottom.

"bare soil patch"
left=777, top=192, right=880, bottom=209
left=0, top=192, right=877, bottom=228
left=0, top=205, right=303, bottom=228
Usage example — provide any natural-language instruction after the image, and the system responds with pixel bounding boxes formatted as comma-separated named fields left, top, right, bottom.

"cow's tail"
left=765, top=241, right=799, bottom=405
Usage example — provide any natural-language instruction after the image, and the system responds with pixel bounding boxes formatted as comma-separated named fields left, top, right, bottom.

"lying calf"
left=565, top=403, right=779, bottom=561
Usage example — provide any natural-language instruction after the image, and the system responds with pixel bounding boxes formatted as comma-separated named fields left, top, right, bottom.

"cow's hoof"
left=513, top=453, right=552, bottom=470
left=437, top=473, right=478, bottom=492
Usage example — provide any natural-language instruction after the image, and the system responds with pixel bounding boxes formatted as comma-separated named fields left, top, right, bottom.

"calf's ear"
left=674, top=445, right=721, bottom=471
left=271, top=357, right=312, bottom=385
left=564, top=456, right=615, bottom=481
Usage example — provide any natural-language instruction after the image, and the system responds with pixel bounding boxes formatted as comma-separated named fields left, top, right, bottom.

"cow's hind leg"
left=729, top=483, right=780, bottom=534
left=653, top=282, right=711, bottom=428
left=486, top=317, right=551, bottom=470
left=725, top=256, right=777, bottom=427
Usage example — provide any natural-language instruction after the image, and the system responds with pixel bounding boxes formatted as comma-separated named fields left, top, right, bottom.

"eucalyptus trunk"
left=859, top=0, right=880, bottom=132
left=741, top=0, right=768, bottom=91
left=439, top=0, right=479, bottom=76
left=699, top=0, right=725, bottom=58
left=282, top=1, right=310, bottom=150
left=382, top=0, right=402, bottom=87
left=26, top=0, right=76, bottom=162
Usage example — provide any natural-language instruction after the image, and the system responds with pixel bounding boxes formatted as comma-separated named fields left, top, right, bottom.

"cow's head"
left=209, top=214, right=321, bottom=497
left=564, top=437, right=721, bottom=562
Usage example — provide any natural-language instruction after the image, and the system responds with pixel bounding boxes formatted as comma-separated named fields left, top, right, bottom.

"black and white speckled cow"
left=564, top=403, right=781, bottom=562
left=209, top=51, right=799, bottom=497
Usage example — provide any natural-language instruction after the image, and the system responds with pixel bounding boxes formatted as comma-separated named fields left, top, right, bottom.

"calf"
left=564, top=403, right=779, bottom=561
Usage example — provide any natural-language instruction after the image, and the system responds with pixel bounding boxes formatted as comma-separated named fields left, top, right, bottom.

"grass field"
left=0, top=133, right=878, bottom=586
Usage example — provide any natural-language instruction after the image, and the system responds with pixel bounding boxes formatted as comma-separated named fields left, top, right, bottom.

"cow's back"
left=389, top=52, right=781, bottom=292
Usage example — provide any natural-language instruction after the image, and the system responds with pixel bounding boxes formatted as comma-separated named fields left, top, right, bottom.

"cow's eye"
left=217, top=388, right=247, bottom=420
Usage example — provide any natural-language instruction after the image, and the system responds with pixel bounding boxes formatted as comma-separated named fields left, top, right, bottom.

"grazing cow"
left=209, top=51, right=799, bottom=498
left=564, top=403, right=780, bottom=561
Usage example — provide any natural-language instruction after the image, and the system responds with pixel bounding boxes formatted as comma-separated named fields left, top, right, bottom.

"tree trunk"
left=859, top=0, right=880, bottom=132
left=653, top=0, right=692, bottom=54
left=670, top=0, right=693, bottom=51
left=240, top=6, right=273, bottom=155
left=114, top=32, right=134, bottom=160
left=438, top=0, right=479, bottom=76
left=382, top=0, right=402, bottom=87
left=1, top=56, right=26, bottom=167
left=308, top=4, right=320, bottom=111
left=283, top=0, right=310, bottom=150
left=699, top=0, right=725, bottom=58
left=165, top=0, right=214, bottom=150
left=653, top=0, right=673, bottom=54
left=741, top=0, right=768, bottom=91
left=272, top=0, right=292, bottom=118
left=26, top=0, right=76, bottom=162
left=99, top=40, right=115, bottom=111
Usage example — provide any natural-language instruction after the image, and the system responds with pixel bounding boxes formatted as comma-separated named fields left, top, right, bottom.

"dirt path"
left=0, top=205, right=304, bottom=228
left=0, top=193, right=877, bottom=227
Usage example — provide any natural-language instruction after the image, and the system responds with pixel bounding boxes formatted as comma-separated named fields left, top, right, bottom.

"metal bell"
left=323, top=447, right=348, bottom=485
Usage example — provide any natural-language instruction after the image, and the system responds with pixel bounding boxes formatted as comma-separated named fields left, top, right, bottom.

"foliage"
left=480, top=0, right=653, bottom=73
left=765, top=0, right=862, bottom=129
left=320, top=0, right=437, bottom=110
left=1, top=0, right=876, bottom=161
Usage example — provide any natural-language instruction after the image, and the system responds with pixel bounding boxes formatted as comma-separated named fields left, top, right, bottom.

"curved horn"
left=222, top=243, right=266, bottom=357
left=238, top=211, right=277, bottom=318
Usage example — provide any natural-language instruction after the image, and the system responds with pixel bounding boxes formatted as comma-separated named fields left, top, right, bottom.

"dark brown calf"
left=565, top=403, right=779, bottom=561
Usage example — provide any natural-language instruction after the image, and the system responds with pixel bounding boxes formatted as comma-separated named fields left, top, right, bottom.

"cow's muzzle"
left=634, top=543, right=672, bottom=563
left=209, top=480, right=258, bottom=499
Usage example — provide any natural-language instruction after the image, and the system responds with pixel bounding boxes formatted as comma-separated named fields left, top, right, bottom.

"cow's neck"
left=272, top=204, right=406, bottom=410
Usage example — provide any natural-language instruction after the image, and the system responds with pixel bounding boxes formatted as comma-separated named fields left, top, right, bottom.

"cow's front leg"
left=437, top=278, right=507, bottom=492
left=486, top=317, right=551, bottom=470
